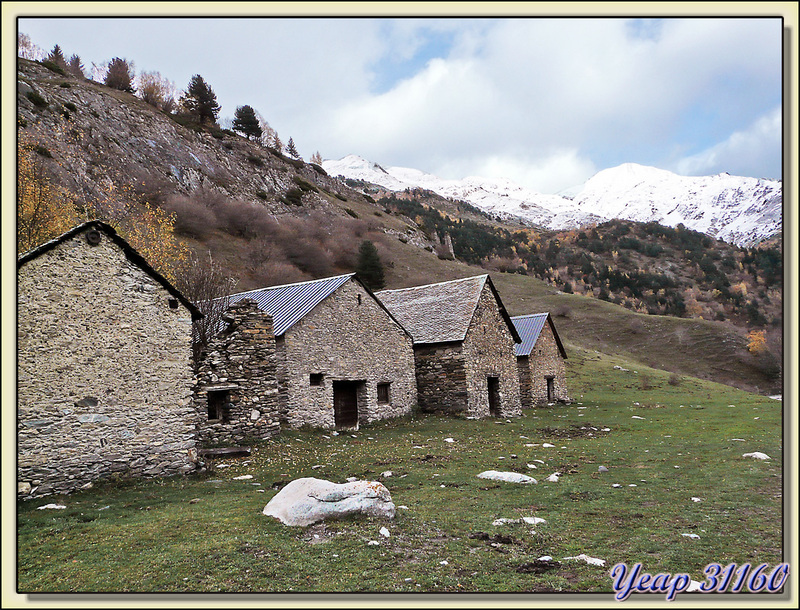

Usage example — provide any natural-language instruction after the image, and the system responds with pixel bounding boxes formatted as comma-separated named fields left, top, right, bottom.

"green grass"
left=17, top=353, right=783, bottom=594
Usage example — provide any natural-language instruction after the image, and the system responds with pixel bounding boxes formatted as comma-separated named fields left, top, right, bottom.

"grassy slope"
left=307, top=206, right=775, bottom=394
left=17, top=352, right=783, bottom=594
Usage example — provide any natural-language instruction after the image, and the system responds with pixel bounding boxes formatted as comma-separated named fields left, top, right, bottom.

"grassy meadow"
left=16, top=348, right=784, bottom=595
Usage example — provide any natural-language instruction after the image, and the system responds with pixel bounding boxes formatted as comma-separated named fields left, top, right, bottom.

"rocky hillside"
left=16, top=57, right=782, bottom=395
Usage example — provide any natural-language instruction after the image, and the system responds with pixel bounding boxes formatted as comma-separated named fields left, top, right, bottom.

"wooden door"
left=488, top=376, right=500, bottom=417
left=333, top=381, right=359, bottom=428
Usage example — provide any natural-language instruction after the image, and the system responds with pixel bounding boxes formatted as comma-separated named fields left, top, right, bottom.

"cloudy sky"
left=14, top=8, right=786, bottom=194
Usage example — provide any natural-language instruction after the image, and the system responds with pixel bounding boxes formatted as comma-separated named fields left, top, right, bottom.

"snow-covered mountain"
left=323, top=155, right=782, bottom=247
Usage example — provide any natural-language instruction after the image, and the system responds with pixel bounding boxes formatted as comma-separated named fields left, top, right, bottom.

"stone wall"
left=413, top=343, right=468, bottom=413
left=462, top=285, right=522, bottom=418
left=17, top=230, right=199, bottom=498
left=194, top=299, right=280, bottom=445
left=279, top=278, right=417, bottom=429
left=522, top=322, right=569, bottom=405
left=517, top=356, right=533, bottom=409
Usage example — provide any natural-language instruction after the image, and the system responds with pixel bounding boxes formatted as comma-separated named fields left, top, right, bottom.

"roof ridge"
left=511, top=312, right=550, bottom=320
left=376, top=274, right=488, bottom=295
left=229, top=273, right=355, bottom=298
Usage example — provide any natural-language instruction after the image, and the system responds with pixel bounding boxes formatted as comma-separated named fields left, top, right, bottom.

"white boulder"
left=262, top=477, right=395, bottom=526
left=742, top=452, right=771, bottom=460
left=477, top=471, right=537, bottom=484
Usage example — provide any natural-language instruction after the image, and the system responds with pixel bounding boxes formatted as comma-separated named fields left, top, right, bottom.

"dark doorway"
left=546, top=377, right=555, bottom=402
left=333, top=381, right=360, bottom=428
left=488, top=376, right=501, bottom=417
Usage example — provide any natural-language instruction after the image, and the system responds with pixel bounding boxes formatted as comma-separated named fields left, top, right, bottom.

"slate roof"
left=376, top=275, right=521, bottom=345
left=17, top=220, right=203, bottom=320
left=511, top=313, right=567, bottom=359
left=224, top=273, right=409, bottom=338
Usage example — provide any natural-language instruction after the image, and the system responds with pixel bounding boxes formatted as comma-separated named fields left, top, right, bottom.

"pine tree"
left=232, top=105, right=263, bottom=140
left=356, top=240, right=385, bottom=290
left=182, top=74, right=221, bottom=125
left=66, top=54, right=85, bottom=78
left=46, top=44, right=67, bottom=70
left=286, top=137, right=300, bottom=159
left=310, top=151, right=323, bottom=165
left=104, top=57, right=135, bottom=93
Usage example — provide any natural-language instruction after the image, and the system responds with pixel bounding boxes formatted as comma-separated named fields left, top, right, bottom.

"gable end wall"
left=17, top=232, right=199, bottom=498
left=462, top=285, right=522, bottom=418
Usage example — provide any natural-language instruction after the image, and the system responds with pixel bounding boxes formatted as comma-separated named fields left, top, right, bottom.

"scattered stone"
left=546, top=473, right=560, bottom=483
left=631, top=416, right=645, bottom=420
left=563, top=553, right=606, bottom=566
left=612, top=484, right=622, bottom=488
left=379, top=527, right=391, bottom=538
left=682, top=533, right=700, bottom=539
left=368, top=540, right=380, bottom=546
left=262, top=477, right=395, bottom=526
left=691, top=497, right=702, bottom=503
left=542, top=443, right=555, bottom=448
left=37, top=504, right=66, bottom=510
left=381, top=471, right=393, bottom=477
left=444, top=438, right=455, bottom=443
left=233, top=474, right=253, bottom=480
left=189, top=498, right=201, bottom=504
left=477, top=471, right=537, bottom=484
left=439, top=560, right=449, bottom=565
left=598, top=466, right=609, bottom=472
left=743, top=452, right=770, bottom=460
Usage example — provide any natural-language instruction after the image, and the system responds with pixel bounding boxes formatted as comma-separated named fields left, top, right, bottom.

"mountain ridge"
left=322, top=155, right=782, bottom=248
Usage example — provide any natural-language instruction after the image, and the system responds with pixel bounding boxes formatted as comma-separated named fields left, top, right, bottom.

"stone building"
left=17, top=221, right=203, bottom=498
left=511, top=313, right=569, bottom=407
left=224, top=274, right=417, bottom=429
left=194, top=299, right=280, bottom=446
left=376, top=275, right=522, bottom=418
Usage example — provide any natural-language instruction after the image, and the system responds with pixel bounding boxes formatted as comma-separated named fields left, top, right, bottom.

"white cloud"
left=314, top=18, right=781, bottom=192
left=674, top=107, right=783, bottom=179
left=17, top=16, right=782, bottom=189
left=436, top=150, right=598, bottom=194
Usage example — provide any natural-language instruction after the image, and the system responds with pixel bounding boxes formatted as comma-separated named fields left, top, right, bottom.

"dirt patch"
left=516, top=559, right=561, bottom=574
left=301, top=523, right=335, bottom=545
left=412, top=454, right=452, bottom=466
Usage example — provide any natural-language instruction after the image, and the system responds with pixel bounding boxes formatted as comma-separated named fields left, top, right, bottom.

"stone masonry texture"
left=279, top=278, right=417, bottom=429
left=194, top=299, right=280, bottom=445
left=413, top=283, right=521, bottom=418
left=519, top=322, right=569, bottom=406
left=17, top=230, right=199, bottom=498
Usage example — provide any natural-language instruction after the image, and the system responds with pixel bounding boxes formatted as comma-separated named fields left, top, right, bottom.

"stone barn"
left=224, top=274, right=417, bottom=430
left=17, top=221, right=203, bottom=498
left=376, top=275, right=522, bottom=419
left=511, top=313, right=569, bottom=407
left=194, top=299, right=280, bottom=446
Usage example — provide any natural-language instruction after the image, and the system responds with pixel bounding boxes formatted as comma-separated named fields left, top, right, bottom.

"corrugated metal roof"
left=511, top=313, right=567, bottom=359
left=511, top=313, right=549, bottom=356
left=225, top=273, right=355, bottom=336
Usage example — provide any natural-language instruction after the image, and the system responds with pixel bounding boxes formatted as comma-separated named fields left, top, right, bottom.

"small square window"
left=377, top=383, right=390, bottom=404
left=310, top=373, right=324, bottom=386
left=208, top=390, right=229, bottom=421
